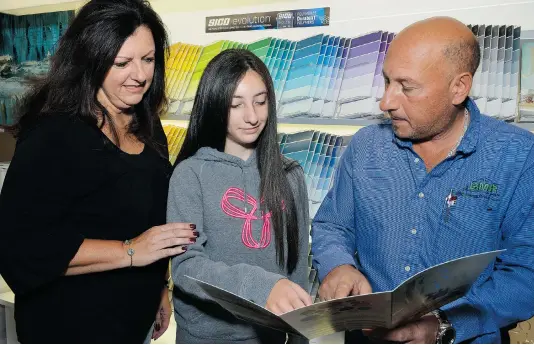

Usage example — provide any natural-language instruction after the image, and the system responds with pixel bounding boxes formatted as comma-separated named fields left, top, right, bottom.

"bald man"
left=311, top=17, right=534, bottom=344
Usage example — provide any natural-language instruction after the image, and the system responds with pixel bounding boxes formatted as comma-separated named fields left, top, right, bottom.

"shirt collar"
left=456, top=97, right=480, bottom=155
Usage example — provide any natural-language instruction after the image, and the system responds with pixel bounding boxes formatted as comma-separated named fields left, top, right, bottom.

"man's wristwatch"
left=431, top=309, right=456, bottom=344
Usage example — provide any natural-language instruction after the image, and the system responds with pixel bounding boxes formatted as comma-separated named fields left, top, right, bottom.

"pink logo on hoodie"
left=221, top=187, right=272, bottom=249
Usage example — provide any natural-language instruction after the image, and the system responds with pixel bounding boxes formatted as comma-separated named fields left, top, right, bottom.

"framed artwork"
left=519, top=38, right=534, bottom=120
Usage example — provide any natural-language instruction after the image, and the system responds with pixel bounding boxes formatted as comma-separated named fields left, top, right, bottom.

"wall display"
left=468, top=25, right=521, bottom=120
left=166, top=24, right=523, bottom=123
left=166, top=31, right=395, bottom=120
left=0, top=17, right=526, bottom=126
left=278, top=131, right=352, bottom=218
left=163, top=124, right=187, bottom=165
left=335, top=32, right=393, bottom=119
left=205, top=7, right=330, bottom=33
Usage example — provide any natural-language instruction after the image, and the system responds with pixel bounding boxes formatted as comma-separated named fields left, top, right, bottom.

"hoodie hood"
left=193, top=147, right=258, bottom=213
left=193, top=147, right=257, bottom=168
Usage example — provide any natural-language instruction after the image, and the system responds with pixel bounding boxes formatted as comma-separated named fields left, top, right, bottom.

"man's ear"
left=450, top=72, right=473, bottom=106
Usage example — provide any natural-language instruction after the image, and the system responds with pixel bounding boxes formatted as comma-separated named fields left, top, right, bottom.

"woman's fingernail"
left=193, top=231, right=199, bottom=237
left=190, top=224, right=196, bottom=229
left=182, top=246, right=188, bottom=251
left=190, top=237, right=196, bottom=243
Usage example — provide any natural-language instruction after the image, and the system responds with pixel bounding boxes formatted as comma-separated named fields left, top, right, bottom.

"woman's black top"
left=0, top=114, right=172, bottom=343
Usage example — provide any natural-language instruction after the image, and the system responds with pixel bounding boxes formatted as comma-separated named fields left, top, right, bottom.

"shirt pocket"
left=354, top=165, right=408, bottom=246
left=432, top=189, right=501, bottom=260
left=359, top=165, right=402, bottom=193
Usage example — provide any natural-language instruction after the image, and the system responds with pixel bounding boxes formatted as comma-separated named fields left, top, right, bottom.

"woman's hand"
left=128, top=223, right=197, bottom=267
left=266, top=279, right=313, bottom=315
left=152, top=287, right=172, bottom=341
left=66, top=223, right=196, bottom=275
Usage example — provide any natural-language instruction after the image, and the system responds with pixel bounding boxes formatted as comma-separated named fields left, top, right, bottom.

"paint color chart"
left=166, top=32, right=396, bottom=120
left=0, top=23, right=525, bottom=127
left=468, top=24, right=521, bottom=120
left=278, top=130, right=352, bottom=218
left=163, top=124, right=187, bottom=165
left=165, top=24, right=521, bottom=121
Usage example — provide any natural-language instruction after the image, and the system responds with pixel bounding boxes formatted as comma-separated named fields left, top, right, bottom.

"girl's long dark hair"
left=175, top=49, right=301, bottom=273
left=6, top=0, right=168, bottom=153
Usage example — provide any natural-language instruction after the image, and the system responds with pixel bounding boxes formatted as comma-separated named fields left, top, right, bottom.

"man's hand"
left=363, top=314, right=439, bottom=344
left=318, top=264, right=372, bottom=301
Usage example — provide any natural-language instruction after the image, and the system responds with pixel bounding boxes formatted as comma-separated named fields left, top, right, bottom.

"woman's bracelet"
left=124, top=239, right=135, bottom=267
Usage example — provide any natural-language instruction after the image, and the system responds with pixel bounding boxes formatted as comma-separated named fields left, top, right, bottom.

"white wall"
left=0, top=0, right=83, bottom=15
left=0, top=0, right=79, bottom=11
left=160, top=0, right=534, bottom=45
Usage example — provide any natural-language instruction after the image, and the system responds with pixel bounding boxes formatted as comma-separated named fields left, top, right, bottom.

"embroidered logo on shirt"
left=468, top=181, right=498, bottom=194
left=458, top=181, right=500, bottom=202
left=220, top=187, right=272, bottom=249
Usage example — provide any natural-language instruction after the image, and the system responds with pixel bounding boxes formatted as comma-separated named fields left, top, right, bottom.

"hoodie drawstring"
left=242, top=167, right=248, bottom=213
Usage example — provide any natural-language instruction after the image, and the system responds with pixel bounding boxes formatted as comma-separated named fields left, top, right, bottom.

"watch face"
left=442, top=328, right=456, bottom=344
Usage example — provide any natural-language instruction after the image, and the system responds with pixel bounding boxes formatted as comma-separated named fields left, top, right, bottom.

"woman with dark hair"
left=0, top=0, right=195, bottom=343
left=168, top=49, right=311, bottom=343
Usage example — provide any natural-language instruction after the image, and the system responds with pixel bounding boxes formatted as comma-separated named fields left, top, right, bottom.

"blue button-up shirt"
left=311, top=99, right=534, bottom=343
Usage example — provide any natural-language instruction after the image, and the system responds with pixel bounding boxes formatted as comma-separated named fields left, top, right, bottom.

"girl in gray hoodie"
left=167, top=49, right=312, bottom=343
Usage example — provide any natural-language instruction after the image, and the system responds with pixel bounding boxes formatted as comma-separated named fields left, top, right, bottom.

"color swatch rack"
left=468, top=24, right=521, bottom=120
left=165, top=31, right=396, bottom=121
left=163, top=124, right=187, bottom=165
left=165, top=24, right=522, bottom=122
left=278, top=130, right=352, bottom=218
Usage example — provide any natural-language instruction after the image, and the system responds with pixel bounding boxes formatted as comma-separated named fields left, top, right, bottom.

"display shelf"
left=164, top=113, right=385, bottom=126
left=163, top=113, right=534, bottom=131
left=515, top=122, right=534, bottom=130
left=0, top=291, right=14, bottom=308
left=161, top=117, right=364, bottom=135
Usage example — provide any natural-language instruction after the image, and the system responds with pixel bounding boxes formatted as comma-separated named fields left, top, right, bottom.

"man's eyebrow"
left=382, top=72, right=418, bottom=84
